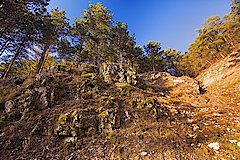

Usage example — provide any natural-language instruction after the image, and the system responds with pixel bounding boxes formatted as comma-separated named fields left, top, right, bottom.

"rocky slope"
left=197, top=50, right=240, bottom=108
left=0, top=52, right=239, bottom=159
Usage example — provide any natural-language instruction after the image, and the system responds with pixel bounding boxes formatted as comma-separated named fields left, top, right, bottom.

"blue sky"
left=47, top=0, right=231, bottom=53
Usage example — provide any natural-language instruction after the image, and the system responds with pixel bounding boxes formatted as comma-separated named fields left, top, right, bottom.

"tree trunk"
left=39, top=50, right=49, bottom=73
left=206, top=60, right=212, bottom=65
left=227, top=34, right=235, bottom=48
left=206, top=45, right=219, bottom=59
left=222, top=34, right=232, bottom=48
left=1, top=40, right=25, bottom=79
left=153, top=60, right=155, bottom=71
left=36, top=43, right=50, bottom=74
left=92, top=43, right=97, bottom=65
left=0, top=40, right=10, bottom=57
left=59, top=57, right=63, bottom=64
left=76, top=56, right=80, bottom=68
left=76, top=45, right=83, bottom=68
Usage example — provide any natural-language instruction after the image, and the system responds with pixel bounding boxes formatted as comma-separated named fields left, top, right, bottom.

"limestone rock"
left=140, top=152, right=148, bottom=156
left=17, top=92, right=32, bottom=113
left=64, top=137, right=75, bottom=144
left=35, top=87, right=48, bottom=110
left=229, top=140, right=238, bottom=143
left=237, top=142, right=240, bottom=147
left=98, top=108, right=121, bottom=134
left=5, top=100, right=14, bottom=113
left=44, top=66, right=58, bottom=74
left=100, top=63, right=140, bottom=86
left=55, top=109, right=99, bottom=137
left=208, top=142, right=220, bottom=150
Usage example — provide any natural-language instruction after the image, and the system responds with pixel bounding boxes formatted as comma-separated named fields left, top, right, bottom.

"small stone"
left=140, top=152, right=148, bottom=156
left=208, top=142, right=220, bottom=150
left=172, top=79, right=184, bottom=83
left=213, top=113, right=222, bottom=117
left=64, top=137, right=75, bottom=144
left=237, top=142, right=240, bottom=147
left=229, top=140, right=238, bottom=143
left=192, top=124, right=199, bottom=131
left=203, top=123, right=210, bottom=126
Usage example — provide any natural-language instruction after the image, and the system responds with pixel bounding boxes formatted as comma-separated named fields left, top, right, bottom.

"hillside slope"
left=197, top=51, right=240, bottom=108
left=0, top=55, right=239, bottom=159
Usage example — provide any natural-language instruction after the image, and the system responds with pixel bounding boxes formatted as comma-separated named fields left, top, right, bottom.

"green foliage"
left=0, top=55, right=57, bottom=78
left=144, top=41, right=164, bottom=71
left=163, top=48, right=181, bottom=76
left=2, top=0, right=240, bottom=78
left=179, top=2, right=240, bottom=77
left=0, top=0, right=51, bottom=78
left=70, top=3, right=137, bottom=66
left=35, top=8, right=70, bottom=74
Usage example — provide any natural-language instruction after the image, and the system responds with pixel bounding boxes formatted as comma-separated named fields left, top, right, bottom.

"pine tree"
left=144, top=41, right=164, bottom=71
left=112, top=21, right=135, bottom=62
left=71, top=18, right=89, bottom=67
left=82, top=2, right=114, bottom=65
left=35, top=8, right=69, bottom=74
left=0, top=0, right=50, bottom=79
left=0, top=0, right=49, bottom=56
left=57, top=38, right=73, bottom=64
left=163, top=48, right=181, bottom=75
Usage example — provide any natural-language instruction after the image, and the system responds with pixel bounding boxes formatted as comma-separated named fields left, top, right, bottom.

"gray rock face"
left=100, top=63, right=139, bottom=86
left=55, top=96, right=125, bottom=138
left=32, top=74, right=56, bottom=110
left=17, top=90, right=33, bottom=113
left=5, top=100, right=14, bottom=113
left=35, top=87, right=48, bottom=110
left=5, top=74, right=56, bottom=117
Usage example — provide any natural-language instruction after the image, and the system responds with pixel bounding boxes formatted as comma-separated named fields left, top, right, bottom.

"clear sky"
left=47, top=0, right=231, bottom=53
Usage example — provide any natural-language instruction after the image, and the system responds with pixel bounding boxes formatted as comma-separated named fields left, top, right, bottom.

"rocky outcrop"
left=3, top=74, right=57, bottom=118
left=56, top=109, right=99, bottom=138
left=131, top=97, right=171, bottom=121
left=100, top=63, right=140, bottom=86
left=55, top=96, right=124, bottom=140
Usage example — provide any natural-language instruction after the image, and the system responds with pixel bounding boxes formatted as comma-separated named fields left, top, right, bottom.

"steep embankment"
left=0, top=56, right=239, bottom=159
left=197, top=51, right=240, bottom=108
left=195, top=50, right=240, bottom=158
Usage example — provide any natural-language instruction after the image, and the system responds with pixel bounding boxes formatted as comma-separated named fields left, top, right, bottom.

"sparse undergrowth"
left=0, top=63, right=239, bottom=159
